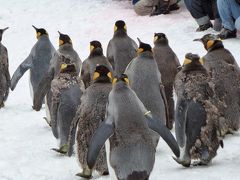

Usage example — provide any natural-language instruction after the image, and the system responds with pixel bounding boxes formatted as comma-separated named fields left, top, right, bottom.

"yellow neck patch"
left=124, top=25, right=127, bottom=31
left=93, top=72, right=100, bottom=80
left=60, top=63, right=68, bottom=70
left=36, top=32, right=41, bottom=39
left=107, top=72, right=112, bottom=80
left=112, top=78, right=117, bottom=85
left=183, top=58, right=192, bottom=65
left=154, top=36, right=158, bottom=42
left=124, top=77, right=129, bottom=85
left=199, top=58, right=204, bottom=65
left=137, top=48, right=144, bottom=54
left=114, top=25, right=117, bottom=32
left=90, top=45, right=95, bottom=53
left=206, top=40, right=215, bottom=50
left=59, top=39, right=64, bottom=46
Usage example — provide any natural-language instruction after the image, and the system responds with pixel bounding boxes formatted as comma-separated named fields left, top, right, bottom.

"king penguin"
left=86, top=74, right=179, bottom=180
left=81, top=40, right=113, bottom=88
left=194, top=34, right=240, bottom=135
left=125, top=38, right=170, bottom=148
left=69, top=65, right=112, bottom=179
left=107, top=20, right=137, bottom=76
left=32, top=31, right=82, bottom=125
left=10, top=25, right=56, bottom=104
left=0, top=27, right=10, bottom=108
left=153, top=33, right=181, bottom=129
left=174, top=53, right=223, bottom=167
left=50, top=59, right=84, bottom=154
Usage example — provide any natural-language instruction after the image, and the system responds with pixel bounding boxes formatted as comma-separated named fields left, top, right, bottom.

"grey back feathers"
left=107, top=30, right=137, bottom=76
left=10, top=32, right=56, bottom=103
left=153, top=33, right=180, bottom=129
left=0, top=28, right=10, bottom=107
left=125, top=50, right=167, bottom=147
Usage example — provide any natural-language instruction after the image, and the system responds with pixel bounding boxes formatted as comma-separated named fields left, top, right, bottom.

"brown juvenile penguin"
left=174, top=53, right=223, bottom=167
left=194, top=34, right=240, bottom=135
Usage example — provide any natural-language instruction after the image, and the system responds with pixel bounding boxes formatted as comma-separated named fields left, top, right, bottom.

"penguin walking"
left=50, top=59, right=84, bottom=154
left=174, top=53, right=222, bottom=167
left=0, top=27, right=10, bottom=108
left=153, top=33, right=181, bottom=130
left=87, top=74, right=180, bottom=180
left=33, top=31, right=82, bottom=125
left=125, top=38, right=169, bottom=148
left=68, top=65, right=112, bottom=179
left=81, top=40, right=113, bottom=88
left=10, top=26, right=56, bottom=103
left=107, top=20, right=137, bottom=76
left=194, top=34, right=240, bottom=135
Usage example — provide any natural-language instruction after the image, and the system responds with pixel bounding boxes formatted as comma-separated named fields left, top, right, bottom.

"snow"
left=0, top=0, right=240, bottom=179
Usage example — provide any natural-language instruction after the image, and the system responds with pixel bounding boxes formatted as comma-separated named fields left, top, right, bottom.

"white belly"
left=44, top=96, right=51, bottom=123
left=105, top=139, right=117, bottom=180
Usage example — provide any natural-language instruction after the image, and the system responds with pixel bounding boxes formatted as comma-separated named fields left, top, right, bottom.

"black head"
left=114, top=20, right=127, bottom=33
left=137, top=38, right=152, bottom=54
left=0, top=27, right=9, bottom=42
left=58, top=31, right=72, bottom=46
left=182, top=53, right=206, bottom=73
left=154, top=33, right=168, bottom=45
left=194, top=34, right=223, bottom=51
left=112, top=74, right=129, bottom=86
left=93, top=65, right=112, bottom=82
left=32, top=25, right=48, bottom=39
left=89, top=40, right=103, bottom=55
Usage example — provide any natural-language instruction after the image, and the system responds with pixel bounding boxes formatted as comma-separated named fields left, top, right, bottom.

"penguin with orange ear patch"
left=11, top=25, right=56, bottom=105
left=68, top=65, right=112, bottom=178
left=174, top=53, right=223, bottom=167
left=194, top=34, right=240, bottom=135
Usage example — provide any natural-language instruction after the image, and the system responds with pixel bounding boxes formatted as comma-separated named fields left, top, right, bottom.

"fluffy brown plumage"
left=174, top=53, right=222, bottom=166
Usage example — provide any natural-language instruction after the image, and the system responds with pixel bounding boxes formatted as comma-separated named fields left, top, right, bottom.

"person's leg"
left=217, top=0, right=235, bottom=31
left=217, top=0, right=238, bottom=39
left=133, top=0, right=155, bottom=16
left=212, top=0, right=222, bottom=31
left=184, top=0, right=212, bottom=31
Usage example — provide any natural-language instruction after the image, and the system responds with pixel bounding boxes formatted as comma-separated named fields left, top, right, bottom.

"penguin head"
left=93, top=65, right=112, bottom=83
left=58, top=31, right=72, bottom=46
left=194, top=34, right=223, bottom=51
left=114, top=20, right=127, bottom=34
left=59, top=55, right=76, bottom=73
left=154, top=33, right=168, bottom=45
left=182, top=53, right=206, bottom=73
left=137, top=38, right=152, bottom=55
left=32, top=25, right=48, bottom=39
left=89, top=40, right=103, bottom=56
left=0, top=27, right=9, bottom=42
left=112, top=74, right=129, bottom=86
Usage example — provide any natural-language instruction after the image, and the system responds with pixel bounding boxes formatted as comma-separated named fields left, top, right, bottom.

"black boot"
left=169, top=3, right=180, bottom=11
left=218, top=28, right=237, bottom=39
left=150, top=0, right=170, bottom=16
left=196, top=22, right=213, bottom=32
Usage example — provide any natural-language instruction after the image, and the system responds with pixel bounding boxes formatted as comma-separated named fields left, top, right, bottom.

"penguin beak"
left=58, top=31, right=62, bottom=35
left=193, top=38, right=202, bottom=42
left=32, top=25, right=38, bottom=31
left=3, top=27, right=9, bottom=32
left=137, top=37, right=142, bottom=44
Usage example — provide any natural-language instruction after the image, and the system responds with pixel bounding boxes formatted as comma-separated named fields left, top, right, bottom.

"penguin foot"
left=76, top=169, right=93, bottom=179
left=51, top=144, right=68, bottom=155
left=43, top=117, right=51, bottom=127
left=101, top=170, right=109, bottom=176
left=0, top=102, right=5, bottom=108
left=192, top=160, right=209, bottom=166
left=172, top=156, right=190, bottom=167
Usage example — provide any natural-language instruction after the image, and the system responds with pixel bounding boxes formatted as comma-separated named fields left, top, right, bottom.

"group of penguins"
left=0, top=20, right=240, bottom=180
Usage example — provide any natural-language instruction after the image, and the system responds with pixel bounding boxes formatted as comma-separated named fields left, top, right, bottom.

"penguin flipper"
left=10, top=55, right=32, bottom=91
left=106, top=41, right=114, bottom=69
left=50, top=100, right=59, bottom=139
left=3, top=63, right=10, bottom=102
left=87, top=121, right=114, bottom=169
left=145, top=113, right=180, bottom=157
left=159, top=83, right=170, bottom=129
left=33, top=68, right=54, bottom=111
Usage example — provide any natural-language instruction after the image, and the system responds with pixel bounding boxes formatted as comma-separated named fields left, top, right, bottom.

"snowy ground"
left=0, top=0, right=240, bottom=180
